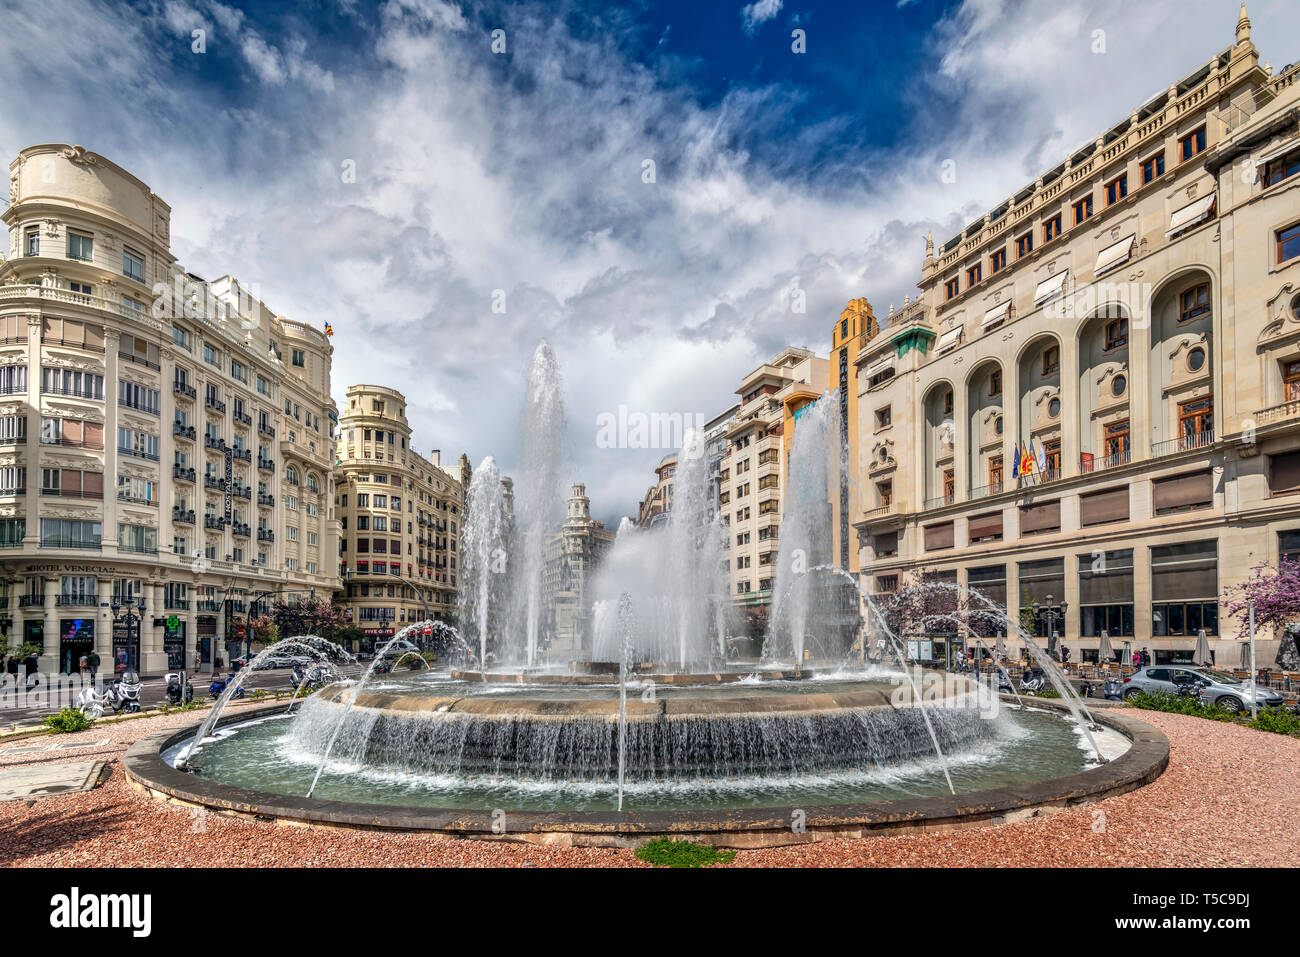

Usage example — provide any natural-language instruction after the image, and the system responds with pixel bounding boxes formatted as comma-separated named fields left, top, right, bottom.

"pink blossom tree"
left=1224, top=559, right=1300, bottom=669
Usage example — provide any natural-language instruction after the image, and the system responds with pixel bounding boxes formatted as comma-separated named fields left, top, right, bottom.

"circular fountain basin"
left=124, top=674, right=1169, bottom=848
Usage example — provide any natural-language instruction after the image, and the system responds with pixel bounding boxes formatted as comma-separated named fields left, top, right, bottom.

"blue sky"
left=2, top=0, right=1296, bottom=524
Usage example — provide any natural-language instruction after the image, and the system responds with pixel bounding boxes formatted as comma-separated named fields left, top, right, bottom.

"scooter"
left=290, top=662, right=338, bottom=689
left=165, top=672, right=194, bottom=705
left=1102, top=678, right=1125, bottom=700
left=208, top=673, right=246, bottom=700
left=1172, top=673, right=1210, bottom=702
left=1020, top=666, right=1047, bottom=693
left=76, top=672, right=143, bottom=717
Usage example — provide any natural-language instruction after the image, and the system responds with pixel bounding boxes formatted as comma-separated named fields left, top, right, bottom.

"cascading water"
left=457, top=455, right=509, bottom=672
left=504, top=342, right=566, bottom=667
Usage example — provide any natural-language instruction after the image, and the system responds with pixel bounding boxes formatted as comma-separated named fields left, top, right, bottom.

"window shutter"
left=1080, top=487, right=1129, bottom=526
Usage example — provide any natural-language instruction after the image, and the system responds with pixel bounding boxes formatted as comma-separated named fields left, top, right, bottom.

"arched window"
left=285, top=464, right=299, bottom=485
left=306, top=473, right=319, bottom=493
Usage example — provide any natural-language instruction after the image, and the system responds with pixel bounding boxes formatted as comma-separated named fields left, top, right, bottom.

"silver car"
left=1121, top=665, right=1284, bottom=712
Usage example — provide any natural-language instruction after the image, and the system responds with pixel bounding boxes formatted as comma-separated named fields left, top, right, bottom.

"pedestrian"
left=1141, top=647, right=1152, bottom=670
left=23, top=651, right=38, bottom=689
left=78, top=652, right=88, bottom=674
left=87, top=648, right=100, bottom=682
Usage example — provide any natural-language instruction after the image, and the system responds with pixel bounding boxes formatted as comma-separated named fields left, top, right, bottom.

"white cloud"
left=2, top=0, right=1299, bottom=524
left=740, top=0, right=783, bottom=36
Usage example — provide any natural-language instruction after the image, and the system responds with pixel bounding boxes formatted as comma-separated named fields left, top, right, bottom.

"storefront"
left=58, top=618, right=95, bottom=674
left=164, top=617, right=186, bottom=670
left=23, top=620, right=43, bottom=653
left=362, top=626, right=394, bottom=655
left=197, top=616, right=217, bottom=667
left=111, top=618, right=139, bottom=674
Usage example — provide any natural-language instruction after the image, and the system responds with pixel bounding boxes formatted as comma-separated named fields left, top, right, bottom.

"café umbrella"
left=1193, top=629, right=1213, bottom=666
left=1097, top=629, right=1114, bottom=663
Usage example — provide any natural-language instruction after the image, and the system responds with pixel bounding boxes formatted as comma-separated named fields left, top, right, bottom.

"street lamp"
left=1030, top=595, right=1068, bottom=659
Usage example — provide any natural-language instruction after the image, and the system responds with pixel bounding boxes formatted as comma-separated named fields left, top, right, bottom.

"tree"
left=1225, top=559, right=1300, bottom=669
left=273, top=596, right=346, bottom=639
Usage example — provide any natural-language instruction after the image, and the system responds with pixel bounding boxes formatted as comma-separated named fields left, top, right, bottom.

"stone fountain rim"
left=310, top=674, right=975, bottom=717
left=123, top=698, right=1169, bottom=849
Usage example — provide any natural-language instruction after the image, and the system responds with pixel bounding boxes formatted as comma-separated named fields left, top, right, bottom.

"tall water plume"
left=505, top=342, right=567, bottom=667
left=770, top=391, right=842, bottom=666
left=457, top=455, right=509, bottom=668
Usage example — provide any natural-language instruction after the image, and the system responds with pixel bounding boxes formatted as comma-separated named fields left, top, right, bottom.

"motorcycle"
left=1172, top=672, right=1210, bottom=702
left=1020, top=666, right=1047, bottom=693
left=290, top=662, right=339, bottom=689
left=1103, top=679, right=1125, bottom=700
left=208, top=673, right=246, bottom=700
left=165, top=671, right=194, bottom=706
left=76, top=671, right=143, bottom=717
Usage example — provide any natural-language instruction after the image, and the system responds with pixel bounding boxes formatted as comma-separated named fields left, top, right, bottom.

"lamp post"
left=1030, top=595, right=1067, bottom=659
left=245, top=587, right=318, bottom=662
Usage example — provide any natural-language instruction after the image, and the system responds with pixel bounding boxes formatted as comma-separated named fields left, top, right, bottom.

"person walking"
left=1141, top=647, right=1152, bottom=670
left=87, top=648, right=100, bottom=682
left=78, top=652, right=88, bottom=675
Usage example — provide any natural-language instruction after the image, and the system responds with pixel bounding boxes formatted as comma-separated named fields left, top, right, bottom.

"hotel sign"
left=224, top=449, right=233, bottom=521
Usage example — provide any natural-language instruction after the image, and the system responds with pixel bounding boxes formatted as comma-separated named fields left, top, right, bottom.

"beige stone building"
left=854, top=7, right=1300, bottom=666
left=541, top=482, right=616, bottom=656
left=637, top=454, right=676, bottom=528
left=0, top=143, right=341, bottom=675
left=334, top=384, right=466, bottom=646
left=722, top=346, right=828, bottom=631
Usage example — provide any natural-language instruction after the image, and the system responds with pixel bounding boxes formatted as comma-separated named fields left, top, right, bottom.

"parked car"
left=1121, top=665, right=1284, bottom=712
left=253, top=654, right=313, bottom=671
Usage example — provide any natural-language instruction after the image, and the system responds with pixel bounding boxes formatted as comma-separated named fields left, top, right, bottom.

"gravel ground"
left=1, top=707, right=1296, bottom=868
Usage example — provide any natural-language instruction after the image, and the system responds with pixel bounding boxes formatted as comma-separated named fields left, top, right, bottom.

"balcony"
left=231, top=522, right=250, bottom=537
left=233, top=484, right=252, bottom=500
left=924, top=492, right=955, bottom=510
left=257, top=492, right=274, bottom=507
left=119, top=542, right=158, bottom=555
left=41, top=434, right=101, bottom=450
left=232, top=447, right=252, bottom=463
left=1017, top=468, right=1062, bottom=489
left=173, top=423, right=196, bottom=441
left=164, top=599, right=192, bottom=611
left=204, top=515, right=226, bottom=531
left=18, top=595, right=42, bottom=608
left=41, top=487, right=103, bottom=500
left=257, top=528, right=275, bottom=542
left=172, top=507, right=195, bottom=524
left=257, top=457, right=274, bottom=472
left=118, top=446, right=159, bottom=462
left=173, top=381, right=197, bottom=400
left=203, top=435, right=228, bottom=452
left=967, top=482, right=1004, bottom=501
left=173, top=465, right=196, bottom=483
left=204, top=395, right=227, bottom=413
left=258, top=422, right=276, bottom=438
left=203, top=474, right=225, bottom=491
left=233, top=409, right=253, bottom=427
left=39, top=537, right=101, bottom=550
left=56, top=595, right=96, bottom=607
left=197, top=599, right=222, bottom=612
left=116, top=492, right=157, bottom=506
left=1151, top=430, right=1214, bottom=459
left=1256, top=400, right=1300, bottom=427
left=1081, top=449, right=1131, bottom=474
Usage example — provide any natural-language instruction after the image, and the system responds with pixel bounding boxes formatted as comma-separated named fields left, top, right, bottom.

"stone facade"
left=334, top=384, right=465, bottom=642
left=0, top=144, right=340, bottom=675
left=853, top=8, right=1300, bottom=666
left=541, top=482, right=615, bottom=655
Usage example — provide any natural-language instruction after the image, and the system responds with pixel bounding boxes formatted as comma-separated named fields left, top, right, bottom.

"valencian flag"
left=324, top=323, right=334, bottom=337
left=1019, top=442, right=1035, bottom=476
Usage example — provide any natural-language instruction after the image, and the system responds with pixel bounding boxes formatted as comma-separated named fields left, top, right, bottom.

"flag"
left=1012, top=443, right=1021, bottom=477
left=1020, top=442, right=1035, bottom=475
left=1034, top=436, right=1047, bottom=473
left=324, top=323, right=334, bottom=337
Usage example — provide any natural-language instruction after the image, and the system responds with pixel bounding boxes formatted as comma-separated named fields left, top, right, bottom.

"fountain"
left=130, top=340, right=1169, bottom=847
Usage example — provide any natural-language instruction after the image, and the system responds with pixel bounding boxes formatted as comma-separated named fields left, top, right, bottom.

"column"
left=142, top=579, right=165, bottom=674
left=1060, top=337, right=1080, bottom=478
left=102, top=328, right=121, bottom=552
left=1132, top=544, right=1153, bottom=643
left=96, top=578, right=113, bottom=673
left=953, top=381, right=969, bottom=499
left=39, top=575, right=58, bottom=672
left=159, top=346, right=176, bottom=560
left=23, top=315, right=41, bottom=546
left=1062, top=553, right=1080, bottom=645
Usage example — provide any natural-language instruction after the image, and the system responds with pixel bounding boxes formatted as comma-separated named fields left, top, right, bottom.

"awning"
left=935, top=327, right=963, bottom=354
left=1033, top=270, right=1070, bottom=306
left=982, top=300, right=1012, bottom=329
left=1255, top=138, right=1299, bottom=166
left=1166, top=192, right=1217, bottom=237
left=865, top=355, right=896, bottom=378
left=1095, top=233, right=1136, bottom=276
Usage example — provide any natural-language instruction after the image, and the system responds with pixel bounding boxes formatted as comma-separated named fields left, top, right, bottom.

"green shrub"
left=43, top=708, right=93, bottom=734
left=634, top=838, right=736, bottom=868
left=1248, top=707, right=1300, bottom=736
left=1129, top=691, right=1234, bottom=721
